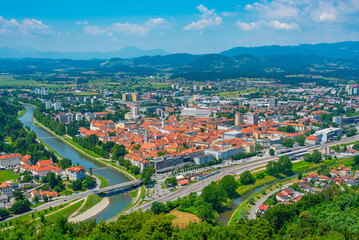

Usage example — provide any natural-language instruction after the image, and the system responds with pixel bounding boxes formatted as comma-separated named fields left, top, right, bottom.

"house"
left=300, top=184, right=312, bottom=192
left=0, top=195, right=8, bottom=204
left=306, top=135, right=320, bottom=145
left=20, top=155, right=31, bottom=165
left=66, top=166, right=86, bottom=180
left=31, top=190, right=58, bottom=199
left=276, top=191, right=289, bottom=202
left=0, top=182, right=14, bottom=198
left=355, top=170, right=359, bottom=178
left=330, top=169, right=339, bottom=178
left=293, top=196, right=302, bottom=202
left=177, top=179, right=189, bottom=186
left=258, top=204, right=270, bottom=215
left=307, top=173, right=317, bottom=182
left=317, top=175, right=330, bottom=182
left=283, top=188, right=294, bottom=197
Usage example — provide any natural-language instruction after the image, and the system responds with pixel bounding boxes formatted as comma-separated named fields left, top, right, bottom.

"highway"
left=119, top=134, right=359, bottom=216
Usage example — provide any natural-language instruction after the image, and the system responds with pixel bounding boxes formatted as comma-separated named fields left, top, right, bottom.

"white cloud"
left=82, top=18, right=168, bottom=37
left=145, top=18, right=168, bottom=28
left=237, top=20, right=300, bottom=31
left=76, top=21, right=88, bottom=25
left=0, top=16, right=50, bottom=36
left=184, top=4, right=223, bottom=31
left=244, top=0, right=359, bottom=23
left=319, top=12, right=337, bottom=22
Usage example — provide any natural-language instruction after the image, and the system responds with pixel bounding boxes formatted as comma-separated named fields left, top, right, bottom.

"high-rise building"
left=193, top=85, right=199, bottom=91
left=53, top=102, right=61, bottom=111
left=131, top=106, right=139, bottom=118
left=247, top=114, right=259, bottom=125
left=76, top=113, right=83, bottom=121
left=235, top=112, right=244, bottom=126
left=333, top=116, right=342, bottom=126
left=132, top=93, right=138, bottom=102
left=269, top=98, right=277, bottom=109
left=45, top=101, right=52, bottom=109
left=122, top=93, right=131, bottom=101
left=348, top=86, right=354, bottom=95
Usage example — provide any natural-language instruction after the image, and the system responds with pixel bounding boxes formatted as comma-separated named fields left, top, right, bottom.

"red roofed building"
left=0, top=182, right=14, bottom=197
left=306, top=135, right=320, bottom=145
left=66, top=166, right=86, bottom=180
left=276, top=191, right=289, bottom=202
left=0, top=153, right=23, bottom=168
left=20, top=155, right=31, bottom=165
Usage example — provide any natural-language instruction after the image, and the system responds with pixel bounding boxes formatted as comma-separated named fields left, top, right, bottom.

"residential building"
left=235, top=112, right=244, bottom=126
left=247, top=114, right=259, bottom=125
left=0, top=182, right=14, bottom=198
left=0, top=153, right=22, bottom=168
left=66, top=166, right=86, bottom=180
left=132, top=93, right=138, bottom=102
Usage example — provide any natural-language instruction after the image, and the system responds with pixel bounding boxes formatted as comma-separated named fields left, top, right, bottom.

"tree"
left=285, top=126, right=296, bottom=133
left=240, top=171, right=255, bottom=185
left=311, top=150, right=322, bottom=163
left=304, top=154, right=312, bottom=162
left=283, top=138, right=294, bottom=148
left=72, top=180, right=82, bottom=191
left=198, top=202, right=214, bottom=222
left=83, top=175, right=96, bottom=189
left=346, top=128, right=357, bottom=137
left=60, top=158, right=72, bottom=170
left=255, top=144, right=264, bottom=152
left=269, top=148, right=275, bottom=156
left=298, top=172, right=303, bottom=180
left=0, top=209, right=10, bottom=219
left=220, top=175, right=239, bottom=199
left=142, top=166, right=155, bottom=187
left=201, top=182, right=227, bottom=212
left=248, top=196, right=255, bottom=205
left=164, top=177, right=177, bottom=187
left=11, top=199, right=31, bottom=213
left=129, top=166, right=140, bottom=175
left=14, top=188, right=24, bottom=201
left=297, top=135, right=306, bottom=146
left=355, top=155, right=359, bottom=166
left=151, top=201, right=166, bottom=214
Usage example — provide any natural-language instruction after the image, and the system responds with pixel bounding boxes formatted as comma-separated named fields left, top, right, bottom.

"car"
left=64, top=199, right=67, bottom=202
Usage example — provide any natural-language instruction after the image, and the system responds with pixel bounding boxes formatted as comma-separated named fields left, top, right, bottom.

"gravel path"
left=68, top=197, right=109, bottom=222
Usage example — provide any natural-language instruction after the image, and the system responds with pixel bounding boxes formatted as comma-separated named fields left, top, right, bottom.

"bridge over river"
left=95, top=179, right=142, bottom=194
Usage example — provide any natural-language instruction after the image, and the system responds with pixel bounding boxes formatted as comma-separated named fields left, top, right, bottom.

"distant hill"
left=0, top=46, right=168, bottom=60
left=220, top=41, right=359, bottom=59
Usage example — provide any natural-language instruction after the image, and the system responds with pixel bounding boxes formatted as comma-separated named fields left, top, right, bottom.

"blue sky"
left=0, top=0, right=359, bottom=53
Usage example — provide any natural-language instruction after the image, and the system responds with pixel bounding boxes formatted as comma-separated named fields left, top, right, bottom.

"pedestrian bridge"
left=95, top=179, right=142, bottom=194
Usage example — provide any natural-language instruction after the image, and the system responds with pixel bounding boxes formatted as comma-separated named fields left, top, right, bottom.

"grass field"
left=42, top=200, right=84, bottom=223
left=76, top=195, right=102, bottom=215
left=167, top=209, right=199, bottom=229
left=17, top=109, right=26, bottom=118
left=0, top=169, right=20, bottom=182
left=92, top=173, right=108, bottom=188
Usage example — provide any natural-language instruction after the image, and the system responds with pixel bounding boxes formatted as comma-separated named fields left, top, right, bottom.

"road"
left=118, top=134, right=359, bottom=217
left=248, top=183, right=293, bottom=220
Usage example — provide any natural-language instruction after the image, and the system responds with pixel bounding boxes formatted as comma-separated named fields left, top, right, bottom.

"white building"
left=0, top=153, right=22, bottom=168
left=45, top=101, right=52, bottom=109
left=181, top=108, right=211, bottom=118
left=53, top=102, right=61, bottom=111
left=75, top=113, right=83, bottom=121
left=333, top=116, right=342, bottom=126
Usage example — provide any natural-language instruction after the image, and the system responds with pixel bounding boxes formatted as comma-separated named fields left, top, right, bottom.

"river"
left=19, top=105, right=132, bottom=222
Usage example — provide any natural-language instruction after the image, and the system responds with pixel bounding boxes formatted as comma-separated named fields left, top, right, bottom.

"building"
left=235, top=112, right=244, bottom=126
left=333, top=116, right=342, bottom=126
left=122, top=93, right=131, bottom=101
left=306, top=135, right=320, bottom=145
left=193, top=85, right=199, bottom=91
left=0, top=153, right=22, bottom=168
left=181, top=108, right=212, bottom=118
left=45, top=101, right=52, bottom=109
left=145, top=92, right=151, bottom=101
left=313, top=127, right=343, bottom=142
left=224, top=131, right=243, bottom=140
left=75, top=113, right=83, bottom=121
left=269, top=98, right=277, bottom=109
left=53, top=102, right=61, bottom=111
left=0, top=182, right=14, bottom=198
left=247, top=114, right=259, bottom=125
left=66, top=166, right=86, bottom=180
left=132, top=93, right=138, bottom=102
left=131, top=106, right=139, bottom=119
left=204, top=146, right=244, bottom=160
left=193, top=154, right=213, bottom=165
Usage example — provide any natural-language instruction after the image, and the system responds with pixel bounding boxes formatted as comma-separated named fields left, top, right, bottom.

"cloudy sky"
left=0, top=0, right=359, bottom=53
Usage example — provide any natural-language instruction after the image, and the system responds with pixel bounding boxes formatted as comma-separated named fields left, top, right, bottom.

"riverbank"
left=32, top=117, right=136, bottom=181
left=68, top=197, right=110, bottom=222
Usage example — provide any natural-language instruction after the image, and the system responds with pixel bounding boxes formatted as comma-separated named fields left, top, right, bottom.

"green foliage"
left=164, top=177, right=177, bottom=187
left=220, top=175, right=239, bottom=199
left=239, top=171, right=256, bottom=185
left=269, top=148, right=275, bottom=156
left=304, top=150, right=322, bottom=163
left=282, top=138, right=294, bottom=148
left=142, top=166, right=155, bottom=187
left=266, top=156, right=293, bottom=177
left=11, top=199, right=31, bottom=213
left=72, top=180, right=82, bottom=191
left=297, top=135, right=306, bottom=146
left=14, top=188, right=24, bottom=201
left=60, top=158, right=72, bottom=170
left=83, top=175, right=96, bottom=189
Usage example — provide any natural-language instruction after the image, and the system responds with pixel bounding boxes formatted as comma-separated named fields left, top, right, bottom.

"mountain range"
left=0, top=41, right=359, bottom=60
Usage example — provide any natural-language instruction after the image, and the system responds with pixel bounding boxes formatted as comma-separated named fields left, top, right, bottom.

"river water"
left=216, top=178, right=285, bottom=225
left=19, top=105, right=132, bottom=221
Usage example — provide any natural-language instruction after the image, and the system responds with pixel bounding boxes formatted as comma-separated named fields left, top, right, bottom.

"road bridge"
left=95, top=179, right=142, bottom=194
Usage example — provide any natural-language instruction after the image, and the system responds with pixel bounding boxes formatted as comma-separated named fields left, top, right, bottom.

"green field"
left=17, top=109, right=26, bottom=118
left=92, top=173, right=108, bottom=188
left=42, top=200, right=84, bottom=223
left=0, top=169, right=20, bottom=182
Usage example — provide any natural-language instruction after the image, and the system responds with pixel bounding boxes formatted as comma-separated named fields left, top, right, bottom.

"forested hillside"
left=1, top=186, right=359, bottom=239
